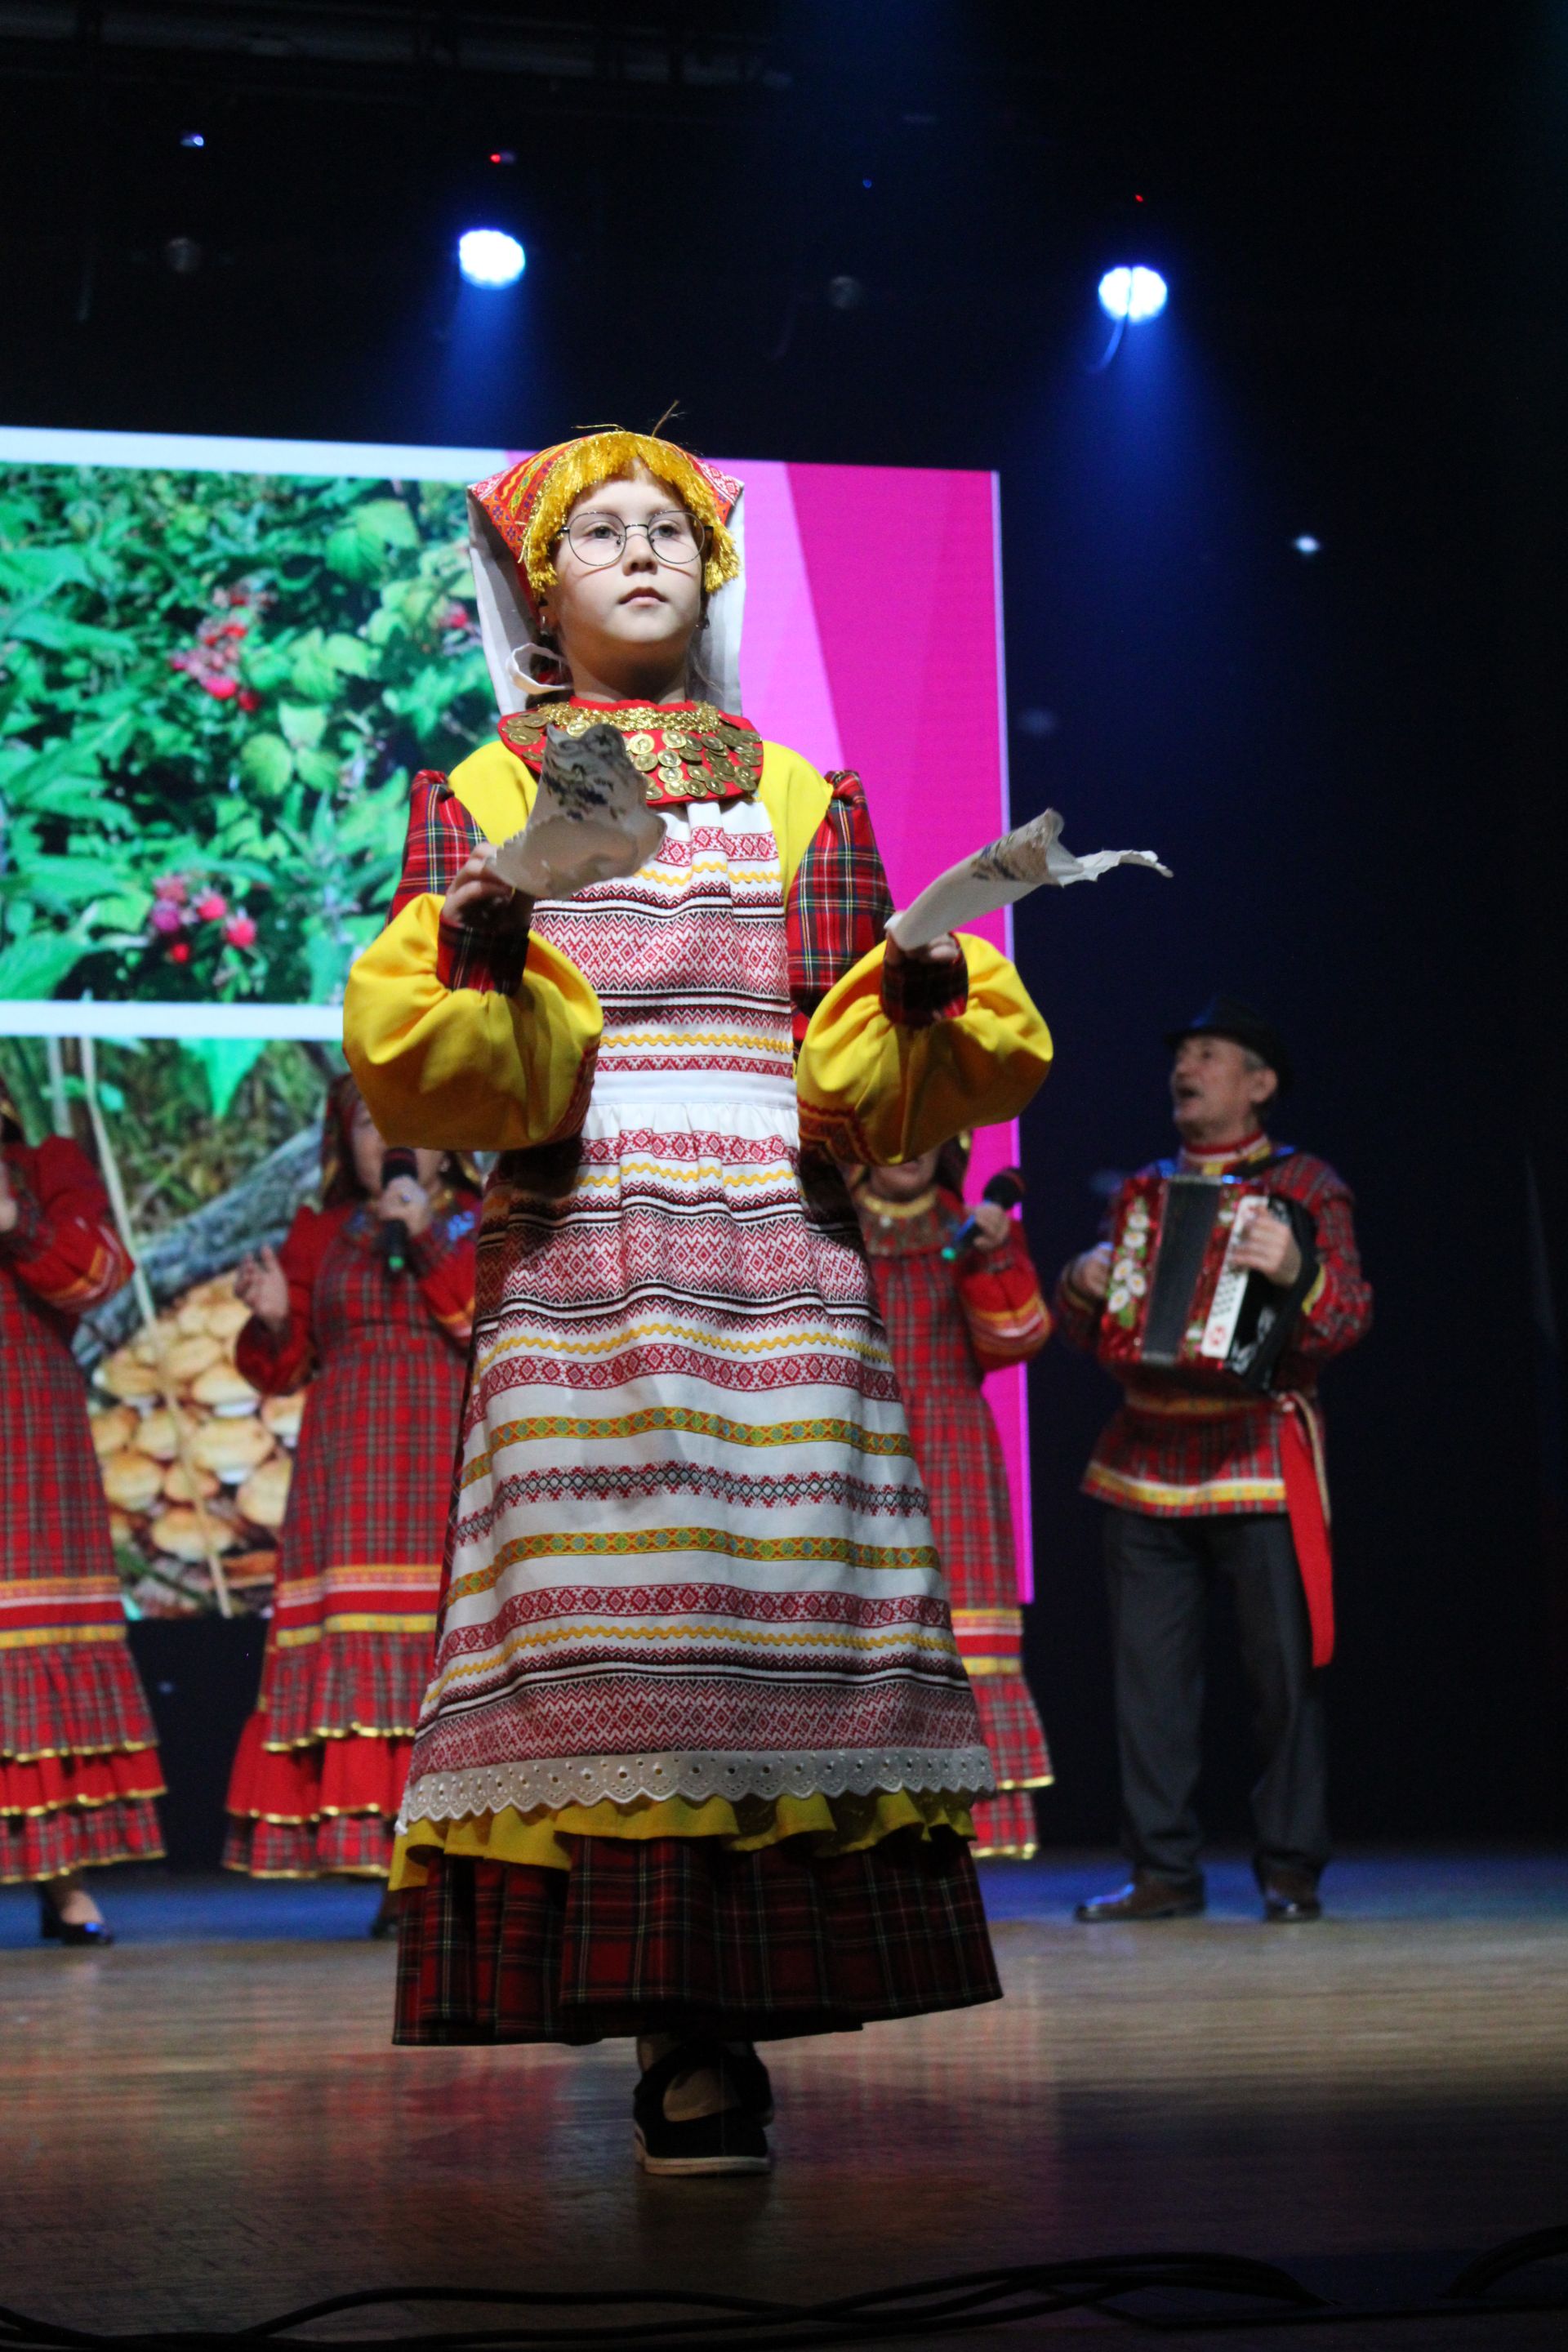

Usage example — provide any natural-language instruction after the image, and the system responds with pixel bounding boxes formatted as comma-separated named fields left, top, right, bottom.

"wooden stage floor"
left=2, top=1851, right=1566, bottom=2349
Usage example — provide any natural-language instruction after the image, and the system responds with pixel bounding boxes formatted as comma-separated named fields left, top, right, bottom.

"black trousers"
left=1102, top=1508, right=1330, bottom=1889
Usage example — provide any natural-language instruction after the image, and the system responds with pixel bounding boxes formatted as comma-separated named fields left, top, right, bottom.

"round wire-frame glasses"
left=559, top=509, right=706, bottom=571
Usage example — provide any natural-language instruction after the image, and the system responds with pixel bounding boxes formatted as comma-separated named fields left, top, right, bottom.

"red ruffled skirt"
left=967, top=1677, right=1052, bottom=1858
left=0, top=1747, right=164, bottom=1882
left=394, top=1829, right=1002, bottom=2047
left=224, top=1713, right=415, bottom=1878
left=222, top=1315, right=456, bottom=1878
left=0, top=1646, right=164, bottom=1883
left=0, top=1266, right=167, bottom=1882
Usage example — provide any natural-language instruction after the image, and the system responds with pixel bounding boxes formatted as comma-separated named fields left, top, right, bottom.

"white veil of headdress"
left=466, top=482, right=747, bottom=720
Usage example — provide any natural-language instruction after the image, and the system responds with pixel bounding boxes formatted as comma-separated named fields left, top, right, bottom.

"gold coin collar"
left=499, top=700, right=764, bottom=803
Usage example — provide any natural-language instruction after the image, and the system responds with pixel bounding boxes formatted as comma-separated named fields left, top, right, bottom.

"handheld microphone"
left=378, top=1147, right=417, bottom=1278
left=942, top=1167, right=1025, bottom=1262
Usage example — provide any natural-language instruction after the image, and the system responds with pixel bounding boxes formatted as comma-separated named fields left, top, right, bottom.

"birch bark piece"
left=492, top=723, right=665, bottom=901
left=885, top=808, right=1172, bottom=951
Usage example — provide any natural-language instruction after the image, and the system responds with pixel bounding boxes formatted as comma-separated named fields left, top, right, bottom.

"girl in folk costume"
left=345, top=428, right=1053, bottom=2173
left=223, top=1076, right=479, bottom=1907
left=0, top=1078, right=164, bottom=1944
left=853, top=1143, right=1054, bottom=1859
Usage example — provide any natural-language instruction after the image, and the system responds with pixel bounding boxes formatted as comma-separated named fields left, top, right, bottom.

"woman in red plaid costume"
left=223, top=1076, right=478, bottom=1900
left=345, top=429, right=1052, bottom=2174
left=0, top=1080, right=164, bottom=1944
left=853, top=1144, right=1054, bottom=1858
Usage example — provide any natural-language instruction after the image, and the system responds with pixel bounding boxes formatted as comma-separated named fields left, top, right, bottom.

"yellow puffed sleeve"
left=343, top=896, right=603, bottom=1153
left=796, top=933, right=1052, bottom=1165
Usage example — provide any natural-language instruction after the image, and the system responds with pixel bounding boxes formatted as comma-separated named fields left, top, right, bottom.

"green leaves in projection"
left=324, top=495, right=421, bottom=581
left=0, top=464, right=492, bottom=1005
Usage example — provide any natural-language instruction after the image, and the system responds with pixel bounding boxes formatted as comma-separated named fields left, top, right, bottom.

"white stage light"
left=1293, top=535, right=1322, bottom=556
left=1098, top=265, right=1168, bottom=323
left=458, top=229, right=526, bottom=288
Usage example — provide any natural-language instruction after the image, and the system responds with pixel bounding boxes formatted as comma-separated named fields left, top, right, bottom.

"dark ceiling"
left=0, top=4, right=1533, bottom=457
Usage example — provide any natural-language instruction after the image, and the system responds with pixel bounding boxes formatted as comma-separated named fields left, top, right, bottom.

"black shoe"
left=724, top=2042, right=774, bottom=2125
left=1075, top=1875, right=1205, bottom=1922
left=1260, top=1870, right=1323, bottom=1922
left=38, top=1889, right=114, bottom=1947
left=632, top=2043, right=772, bottom=2176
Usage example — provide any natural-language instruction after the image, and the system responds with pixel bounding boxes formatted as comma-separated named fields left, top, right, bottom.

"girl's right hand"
left=235, top=1245, right=290, bottom=1334
left=442, top=844, right=534, bottom=932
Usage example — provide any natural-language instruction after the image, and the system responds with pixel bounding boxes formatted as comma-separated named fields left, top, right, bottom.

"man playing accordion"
left=1054, top=996, right=1371, bottom=1923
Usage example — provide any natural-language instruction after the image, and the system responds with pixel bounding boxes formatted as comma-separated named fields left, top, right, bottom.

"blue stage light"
left=1293, top=535, right=1322, bottom=557
left=458, top=229, right=526, bottom=288
left=1098, top=265, right=1168, bottom=323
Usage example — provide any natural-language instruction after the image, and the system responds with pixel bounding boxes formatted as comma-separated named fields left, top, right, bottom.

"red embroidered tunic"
left=858, top=1183, right=1054, bottom=1858
left=223, top=1188, right=478, bottom=1878
left=1054, top=1133, right=1372, bottom=1517
left=0, top=1135, right=165, bottom=1882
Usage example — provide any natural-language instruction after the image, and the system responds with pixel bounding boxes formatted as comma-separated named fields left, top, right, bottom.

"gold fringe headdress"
left=466, top=429, right=747, bottom=716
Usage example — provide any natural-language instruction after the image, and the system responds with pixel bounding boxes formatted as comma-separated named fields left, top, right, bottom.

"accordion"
left=1096, top=1167, right=1318, bottom=1393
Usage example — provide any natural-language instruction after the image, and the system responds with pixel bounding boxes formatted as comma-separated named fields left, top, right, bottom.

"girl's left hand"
left=378, top=1176, right=433, bottom=1240
left=884, top=930, right=961, bottom=968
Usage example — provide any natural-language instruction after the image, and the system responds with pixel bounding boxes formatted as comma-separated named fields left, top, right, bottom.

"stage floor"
left=2, top=1851, right=1566, bottom=2349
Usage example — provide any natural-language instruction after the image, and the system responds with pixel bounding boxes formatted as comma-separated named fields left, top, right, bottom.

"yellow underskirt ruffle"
left=390, top=1784, right=976, bottom=1891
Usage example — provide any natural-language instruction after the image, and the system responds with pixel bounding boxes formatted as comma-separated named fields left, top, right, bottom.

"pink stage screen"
left=727, top=455, right=1030, bottom=1598
left=0, top=427, right=1029, bottom=1596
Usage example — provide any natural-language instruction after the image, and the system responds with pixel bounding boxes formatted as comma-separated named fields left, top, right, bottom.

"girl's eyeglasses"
left=559, top=510, right=705, bottom=570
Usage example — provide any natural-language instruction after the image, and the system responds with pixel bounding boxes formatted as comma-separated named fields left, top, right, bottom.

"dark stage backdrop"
left=0, top=6, right=1561, bottom=1845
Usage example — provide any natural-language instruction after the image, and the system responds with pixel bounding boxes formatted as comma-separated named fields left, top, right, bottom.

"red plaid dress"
left=858, top=1185, right=1054, bottom=1858
left=374, top=725, right=1002, bottom=2045
left=1054, top=1134, right=1372, bottom=1514
left=0, top=1137, right=165, bottom=1882
left=224, top=1189, right=477, bottom=1878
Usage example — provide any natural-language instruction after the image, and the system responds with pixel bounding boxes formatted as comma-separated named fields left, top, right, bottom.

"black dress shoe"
left=38, top=1890, right=114, bottom=1947
left=1261, top=1872, right=1322, bottom=1922
left=1075, top=1876, right=1205, bottom=1922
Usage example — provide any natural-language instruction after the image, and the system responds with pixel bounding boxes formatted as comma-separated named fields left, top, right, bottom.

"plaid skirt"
left=870, top=1245, right=1053, bottom=1855
left=0, top=1747, right=164, bottom=1882
left=394, top=1828, right=1001, bottom=2046
left=1, top=1269, right=165, bottom=1882
left=223, top=1713, right=412, bottom=1878
left=967, top=1676, right=1052, bottom=1858
left=224, top=1249, right=460, bottom=1877
left=969, top=1790, right=1038, bottom=1860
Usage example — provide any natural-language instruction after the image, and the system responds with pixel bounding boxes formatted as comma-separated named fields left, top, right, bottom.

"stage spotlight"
left=1293, top=535, right=1322, bottom=556
left=180, top=131, right=205, bottom=149
left=1098, top=265, right=1168, bottom=323
left=458, top=229, right=525, bottom=288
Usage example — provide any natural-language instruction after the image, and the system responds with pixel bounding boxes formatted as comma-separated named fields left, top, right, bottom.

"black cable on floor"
left=0, top=2228, right=1562, bottom=2348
